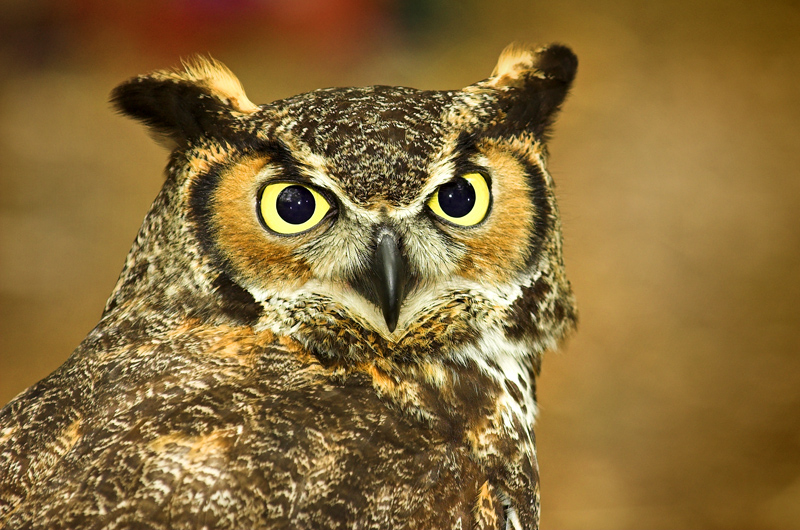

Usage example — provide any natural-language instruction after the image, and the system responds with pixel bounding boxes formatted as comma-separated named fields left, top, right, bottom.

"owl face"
left=110, top=44, right=577, bottom=364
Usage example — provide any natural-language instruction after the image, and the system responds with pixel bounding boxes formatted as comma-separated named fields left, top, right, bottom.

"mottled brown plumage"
left=0, top=44, right=577, bottom=529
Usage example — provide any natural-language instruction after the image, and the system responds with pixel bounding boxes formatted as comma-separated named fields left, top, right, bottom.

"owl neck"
left=290, top=315, right=542, bottom=483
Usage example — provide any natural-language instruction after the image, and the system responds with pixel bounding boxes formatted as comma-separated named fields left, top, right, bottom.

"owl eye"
left=427, top=173, right=491, bottom=226
left=258, top=182, right=331, bottom=235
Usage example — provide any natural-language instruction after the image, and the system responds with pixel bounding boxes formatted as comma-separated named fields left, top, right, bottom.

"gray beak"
left=372, top=232, right=407, bottom=332
left=351, top=229, right=411, bottom=333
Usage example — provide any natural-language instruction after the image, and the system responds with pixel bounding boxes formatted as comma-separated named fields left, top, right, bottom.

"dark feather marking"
left=504, top=278, right=551, bottom=341
left=504, top=379, right=524, bottom=405
left=211, top=273, right=262, bottom=326
left=488, top=45, right=577, bottom=141
left=525, top=162, right=554, bottom=268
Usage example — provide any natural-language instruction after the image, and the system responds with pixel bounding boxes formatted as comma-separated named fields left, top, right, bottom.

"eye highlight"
left=258, top=182, right=331, bottom=235
left=428, top=173, right=491, bottom=226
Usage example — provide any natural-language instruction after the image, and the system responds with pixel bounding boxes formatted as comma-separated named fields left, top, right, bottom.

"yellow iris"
left=427, top=172, right=491, bottom=226
left=259, top=182, right=331, bottom=235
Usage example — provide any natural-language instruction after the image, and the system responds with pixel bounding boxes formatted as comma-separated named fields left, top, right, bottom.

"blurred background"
left=1, top=0, right=798, bottom=528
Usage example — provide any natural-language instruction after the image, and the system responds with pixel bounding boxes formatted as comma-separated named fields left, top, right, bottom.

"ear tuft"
left=491, top=43, right=577, bottom=87
left=486, top=43, right=578, bottom=138
left=110, top=55, right=256, bottom=149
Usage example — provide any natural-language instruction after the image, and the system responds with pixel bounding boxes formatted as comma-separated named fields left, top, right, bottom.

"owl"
left=0, top=44, right=577, bottom=530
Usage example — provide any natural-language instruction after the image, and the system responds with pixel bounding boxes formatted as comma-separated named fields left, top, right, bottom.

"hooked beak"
left=373, top=232, right=407, bottom=332
left=352, top=229, right=411, bottom=333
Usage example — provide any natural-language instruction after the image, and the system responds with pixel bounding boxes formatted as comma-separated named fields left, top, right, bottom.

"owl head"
left=107, top=44, right=577, bottom=365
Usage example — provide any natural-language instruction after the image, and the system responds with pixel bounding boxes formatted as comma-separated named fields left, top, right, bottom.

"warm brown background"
left=1, top=1, right=798, bottom=528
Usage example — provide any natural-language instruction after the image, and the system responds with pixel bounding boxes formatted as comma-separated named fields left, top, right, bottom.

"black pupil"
left=438, top=177, right=476, bottom=218
left=276, top=185, right=316, bottom=225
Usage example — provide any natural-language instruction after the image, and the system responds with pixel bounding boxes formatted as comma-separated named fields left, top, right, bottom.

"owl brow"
left=450, top=131, right=491, bottom=177
left=454, top=130, right=480, bottom=158
left=249, top=138, right=309, bottom=184
left=430, top=133, right=491, bottom=191
left=252, top=135, right=346, bottom=196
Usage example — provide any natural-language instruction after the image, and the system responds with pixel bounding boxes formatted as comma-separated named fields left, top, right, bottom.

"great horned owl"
left=0, top=44, right=577, bottom=529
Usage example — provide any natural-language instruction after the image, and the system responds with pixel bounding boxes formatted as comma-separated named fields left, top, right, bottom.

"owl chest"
left=233, top=368, right=534, bottom=528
